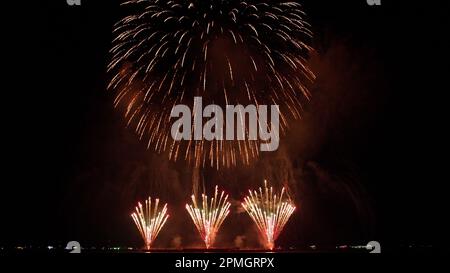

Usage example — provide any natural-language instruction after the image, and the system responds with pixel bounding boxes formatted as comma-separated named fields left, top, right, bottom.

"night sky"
left=2, top=0, right=447, bottom=250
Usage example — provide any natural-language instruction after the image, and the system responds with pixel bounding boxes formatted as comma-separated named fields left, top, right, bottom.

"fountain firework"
left=242, top=180, right=295, bottom=250
left=186, top=185, right=231, bottom=248
left=131, top=197, right=169, bottom=250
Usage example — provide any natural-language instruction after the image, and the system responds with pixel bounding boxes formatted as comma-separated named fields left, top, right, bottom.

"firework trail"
left=186, top=185, right=231, bottom=248
left=242, top=180, right=295, bottom=250
left=131, top=197, right=169, bottom=250
left=108, top=0, right=315, bottom=169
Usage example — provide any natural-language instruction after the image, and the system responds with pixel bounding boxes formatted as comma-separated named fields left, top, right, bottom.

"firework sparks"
left=109, top=0, right=315, bottom=169
left=131, top=197, right=169, bottom=250
left=242, top=180, right=295, bottom=250
left=186, top=185, right=231, bottom=248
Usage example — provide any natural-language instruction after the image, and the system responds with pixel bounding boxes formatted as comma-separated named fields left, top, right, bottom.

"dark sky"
left=2, top=0, right=447, bottom=249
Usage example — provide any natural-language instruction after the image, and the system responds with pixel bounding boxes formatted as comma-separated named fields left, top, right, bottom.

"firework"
left=108, top=0, right=315, bottom=169
left=131, top=197, right=169, bottom=250
left=186, top=185, right=231, bottom=248
left=242, top=180, right=295, bottom=250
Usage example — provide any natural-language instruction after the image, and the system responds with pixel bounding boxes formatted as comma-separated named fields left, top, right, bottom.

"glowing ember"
left=242, top=180, right=296, bottom=250
left=131, top=197, right=169, bottom=250
left=186, top=185, right=231, bottom=248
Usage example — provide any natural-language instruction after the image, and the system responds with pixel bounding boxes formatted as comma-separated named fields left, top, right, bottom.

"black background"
left=2, top=0, right=447, bottom=251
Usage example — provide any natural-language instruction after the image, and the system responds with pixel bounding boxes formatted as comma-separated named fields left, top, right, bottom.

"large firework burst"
left=109, top=0, right=315, bottom=168
left=242, top=180, right=295, bottom=250
left=186, top=185, right=231, bottom=248
left=131, top=197, right=169, bottom=250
